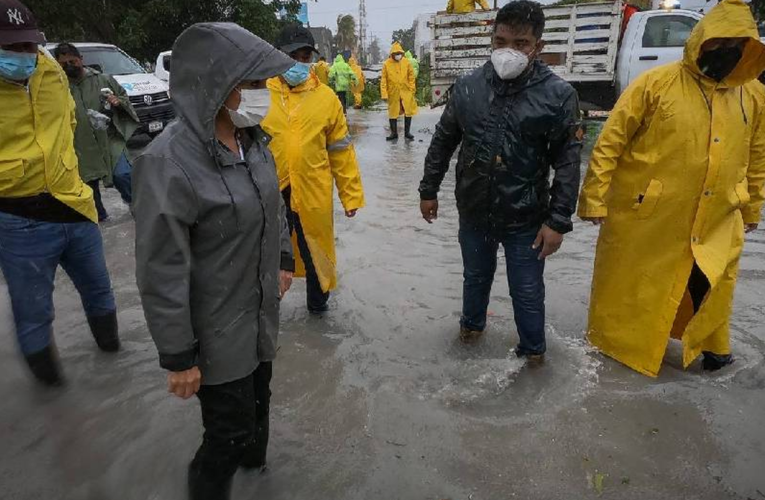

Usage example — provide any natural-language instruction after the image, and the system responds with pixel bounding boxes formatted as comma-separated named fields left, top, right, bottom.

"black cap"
left=276, top=24, right=318, bottom=55
left=0, top=0, right=44, bottom=45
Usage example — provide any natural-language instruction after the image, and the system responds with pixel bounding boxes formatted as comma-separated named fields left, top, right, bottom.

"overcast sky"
left=306, top=0, right=453, bottom=49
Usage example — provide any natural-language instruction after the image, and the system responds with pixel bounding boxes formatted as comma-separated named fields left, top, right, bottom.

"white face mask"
left=491, top=48, right=530, bottom=81
left=227, top=88, right=271, bottom=129
left=394, top=54, right=403, bottom=62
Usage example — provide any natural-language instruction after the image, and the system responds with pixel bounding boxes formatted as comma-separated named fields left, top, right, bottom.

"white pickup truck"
left=430, top=1, right=708, bottom=110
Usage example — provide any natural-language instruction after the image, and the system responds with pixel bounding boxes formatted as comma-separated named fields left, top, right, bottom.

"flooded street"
left=2, top=108, right=765, bottom=500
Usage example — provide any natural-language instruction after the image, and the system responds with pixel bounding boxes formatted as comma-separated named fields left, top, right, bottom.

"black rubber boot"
left=702, top=352, right=735, bottom=372
left=87, top=311, right=120, bottom=352
left=24, top=344, right=64, bottom=387
left=404, top=117, right=414, bottom=141
left=188, top=463, right=233, bottom=500
left=386, top=119, right=399, bottom=141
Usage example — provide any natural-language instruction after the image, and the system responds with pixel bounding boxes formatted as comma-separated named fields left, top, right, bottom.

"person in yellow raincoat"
left=313, top=56, right=331, bottom=86
left=447, top=0, right=490, bottom=14
left=263, top=25, right=365, bottom=314
left=381, top=42, right=418, bottom=141
left=349, top=55, right=365, bottom=109
left=578, top=0, right=765, bottom=377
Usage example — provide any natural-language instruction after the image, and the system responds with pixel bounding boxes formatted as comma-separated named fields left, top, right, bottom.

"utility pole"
left=359, top=0, right=368, bottom=65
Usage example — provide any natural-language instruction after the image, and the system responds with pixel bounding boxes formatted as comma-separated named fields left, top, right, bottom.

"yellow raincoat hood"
left=390, top=42, right=405, bottom=57
left=682, top=0, right=765, bottom=87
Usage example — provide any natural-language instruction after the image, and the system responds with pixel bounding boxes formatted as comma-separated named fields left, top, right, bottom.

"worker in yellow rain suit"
left=381, top=42, right=418, bottom=141
left=349, top=56, right=365, bottom=109
left=314, top=55, right=331, bottom=86
left=447, top=0, right=490, bottom=14
left=263, top=25, right=365, bottom=314
left=578, top=0, right=765, bottom=377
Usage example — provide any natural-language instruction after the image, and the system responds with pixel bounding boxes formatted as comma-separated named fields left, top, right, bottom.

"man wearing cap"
left=262, top=25, right=365, bottom=315
left=0, top=0, right=120, bottom=387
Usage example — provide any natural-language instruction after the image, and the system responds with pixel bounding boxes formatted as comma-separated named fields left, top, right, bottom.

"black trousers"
left=282, top=189, right=330, bottom=311
left=688, top=263, right=710, bottom=314
left=190, top=362, right=272, bottom=489
left=336, top=91, right=348, bottom=114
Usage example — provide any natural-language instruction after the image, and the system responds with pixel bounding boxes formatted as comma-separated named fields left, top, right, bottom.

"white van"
left=48, top=43, right=175, bottom=136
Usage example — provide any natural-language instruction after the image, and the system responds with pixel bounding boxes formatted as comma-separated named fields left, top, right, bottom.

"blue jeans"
left=112, top=152, right=132, bottom=205
left=459, top=225, right=546, bottom=355
left=0, top=212, right=116, bottom=355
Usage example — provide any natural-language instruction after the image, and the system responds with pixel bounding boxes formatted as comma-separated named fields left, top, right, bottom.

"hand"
left=106, top=95, right=121, bottom=107
left=420, top=199, right=438, bottom=224
left=167, top=367, right=202, bottom=400
left=382, top=96, right=388, bottom=101
left=533, top=224, right=564, bottom=261
left=345, top=209, right=358, bottom=218
left=581, top=217, right=605, bottom=226
left=279, top=270, right=293, bottom=299
left=745, top=223, right=759, bottom=233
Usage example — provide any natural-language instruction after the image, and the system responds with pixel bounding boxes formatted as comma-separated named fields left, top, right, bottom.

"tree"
left=391, top=24, right=415, bottom=53
left=369, top=36, right=382, bottom=65
left=753, top=0, right=765, bottom=21
left=27, top=0, right=302, bottom=62
left=335, top=14, right=357, bottom=53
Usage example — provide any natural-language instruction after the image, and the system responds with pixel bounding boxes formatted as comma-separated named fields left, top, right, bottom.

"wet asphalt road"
left=1, top=109, right=765, bottom=500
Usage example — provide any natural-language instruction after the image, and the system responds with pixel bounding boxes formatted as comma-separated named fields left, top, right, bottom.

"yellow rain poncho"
left=314, top=59, right=331, bottom=86
left=446, top=0, right=490, bottom=14
left=262, top=73, right=365, bottom=292
left=381, top=42, right=418, bottom=119
left=578, top=0, right=765, bottom=377
left=349, top=56, right=365, bottom=109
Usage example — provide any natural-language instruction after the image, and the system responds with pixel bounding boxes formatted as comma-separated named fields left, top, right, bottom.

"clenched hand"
left=420, top=199, right=439, bottom=224
left=279, top=270, right=293, bottom=298
left=168, top=366, right=202, bottom=399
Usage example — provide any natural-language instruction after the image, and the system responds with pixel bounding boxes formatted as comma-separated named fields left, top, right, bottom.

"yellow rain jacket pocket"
left=734, top=181, right=751, bottom=208
left=0, top=159, right=25, bottom=191
left=632, top=179, right=663, bottom=219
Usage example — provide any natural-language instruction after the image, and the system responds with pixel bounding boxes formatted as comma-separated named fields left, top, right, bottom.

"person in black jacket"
left=419, top=0, right=582, bottom=360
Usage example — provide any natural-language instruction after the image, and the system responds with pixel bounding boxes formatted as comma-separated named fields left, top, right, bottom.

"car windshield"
left=79, top=47, right=145, bottom=76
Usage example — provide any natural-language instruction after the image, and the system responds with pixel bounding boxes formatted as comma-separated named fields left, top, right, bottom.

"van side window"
left=642, top=16, right=698, bottom=48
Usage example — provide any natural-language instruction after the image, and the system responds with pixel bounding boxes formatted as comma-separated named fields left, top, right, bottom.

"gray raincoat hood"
left=133, top=23, right=295, bottom=386
left=170, top=22, right=294, bottom=147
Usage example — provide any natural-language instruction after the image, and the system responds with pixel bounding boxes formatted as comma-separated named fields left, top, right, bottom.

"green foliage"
left=415, top=56, right=431, bottom=106
left=753, top=0, right=765, bottom=22
left=27, top=0, right=301, bottom=62
left=335, top=14, right=357, bottom=52
left=361, top=79, right=381, bottom=109
left=391, top=25, right=415, bottom=52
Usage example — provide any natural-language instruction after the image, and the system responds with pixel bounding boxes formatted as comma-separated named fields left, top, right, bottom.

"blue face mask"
left=0, top=49, right=38, bottom=82
left=282, top=62, right=311, bottom=87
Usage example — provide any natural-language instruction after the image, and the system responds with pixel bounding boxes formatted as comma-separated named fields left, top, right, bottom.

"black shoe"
left=404, top=117, right=414, bottom=140
left=24, top=345, right=64, bottom=387
left=88, top=311, right=120, bottom=352
left=188, top=463, right=233, bottom=500
left=702, top=352, right=735, bottom=372
left=386, top=119, right=399, bottom=141
left=308, top=303, right=330, bottom=315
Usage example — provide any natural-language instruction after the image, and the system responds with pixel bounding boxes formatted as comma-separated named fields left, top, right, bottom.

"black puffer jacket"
left=420, top=60, right=582, bottom=235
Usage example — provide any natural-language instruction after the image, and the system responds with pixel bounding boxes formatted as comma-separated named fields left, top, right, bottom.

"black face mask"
left=62, top=62, right=81, bottom=79
left=697, top=45, right=744, bottom=82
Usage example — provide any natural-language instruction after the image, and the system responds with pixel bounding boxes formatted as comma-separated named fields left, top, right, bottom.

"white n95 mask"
left=491, top=48, right=530, bottom=81
left=227, top=88, right=272, bottom=129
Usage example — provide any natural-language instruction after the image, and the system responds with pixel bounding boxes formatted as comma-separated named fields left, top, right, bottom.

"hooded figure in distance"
left=579, top=0, right=765, bottom=377
left=381, top=42, right=418, bottom=141
left=132, top=22, right=296, bottom=499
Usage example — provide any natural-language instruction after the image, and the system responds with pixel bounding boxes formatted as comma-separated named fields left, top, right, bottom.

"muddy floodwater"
left=1, top=109, right=764, bottom=500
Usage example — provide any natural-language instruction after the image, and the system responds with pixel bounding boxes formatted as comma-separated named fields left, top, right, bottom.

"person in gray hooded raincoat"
left=132, top=22, right=296, bottom=500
